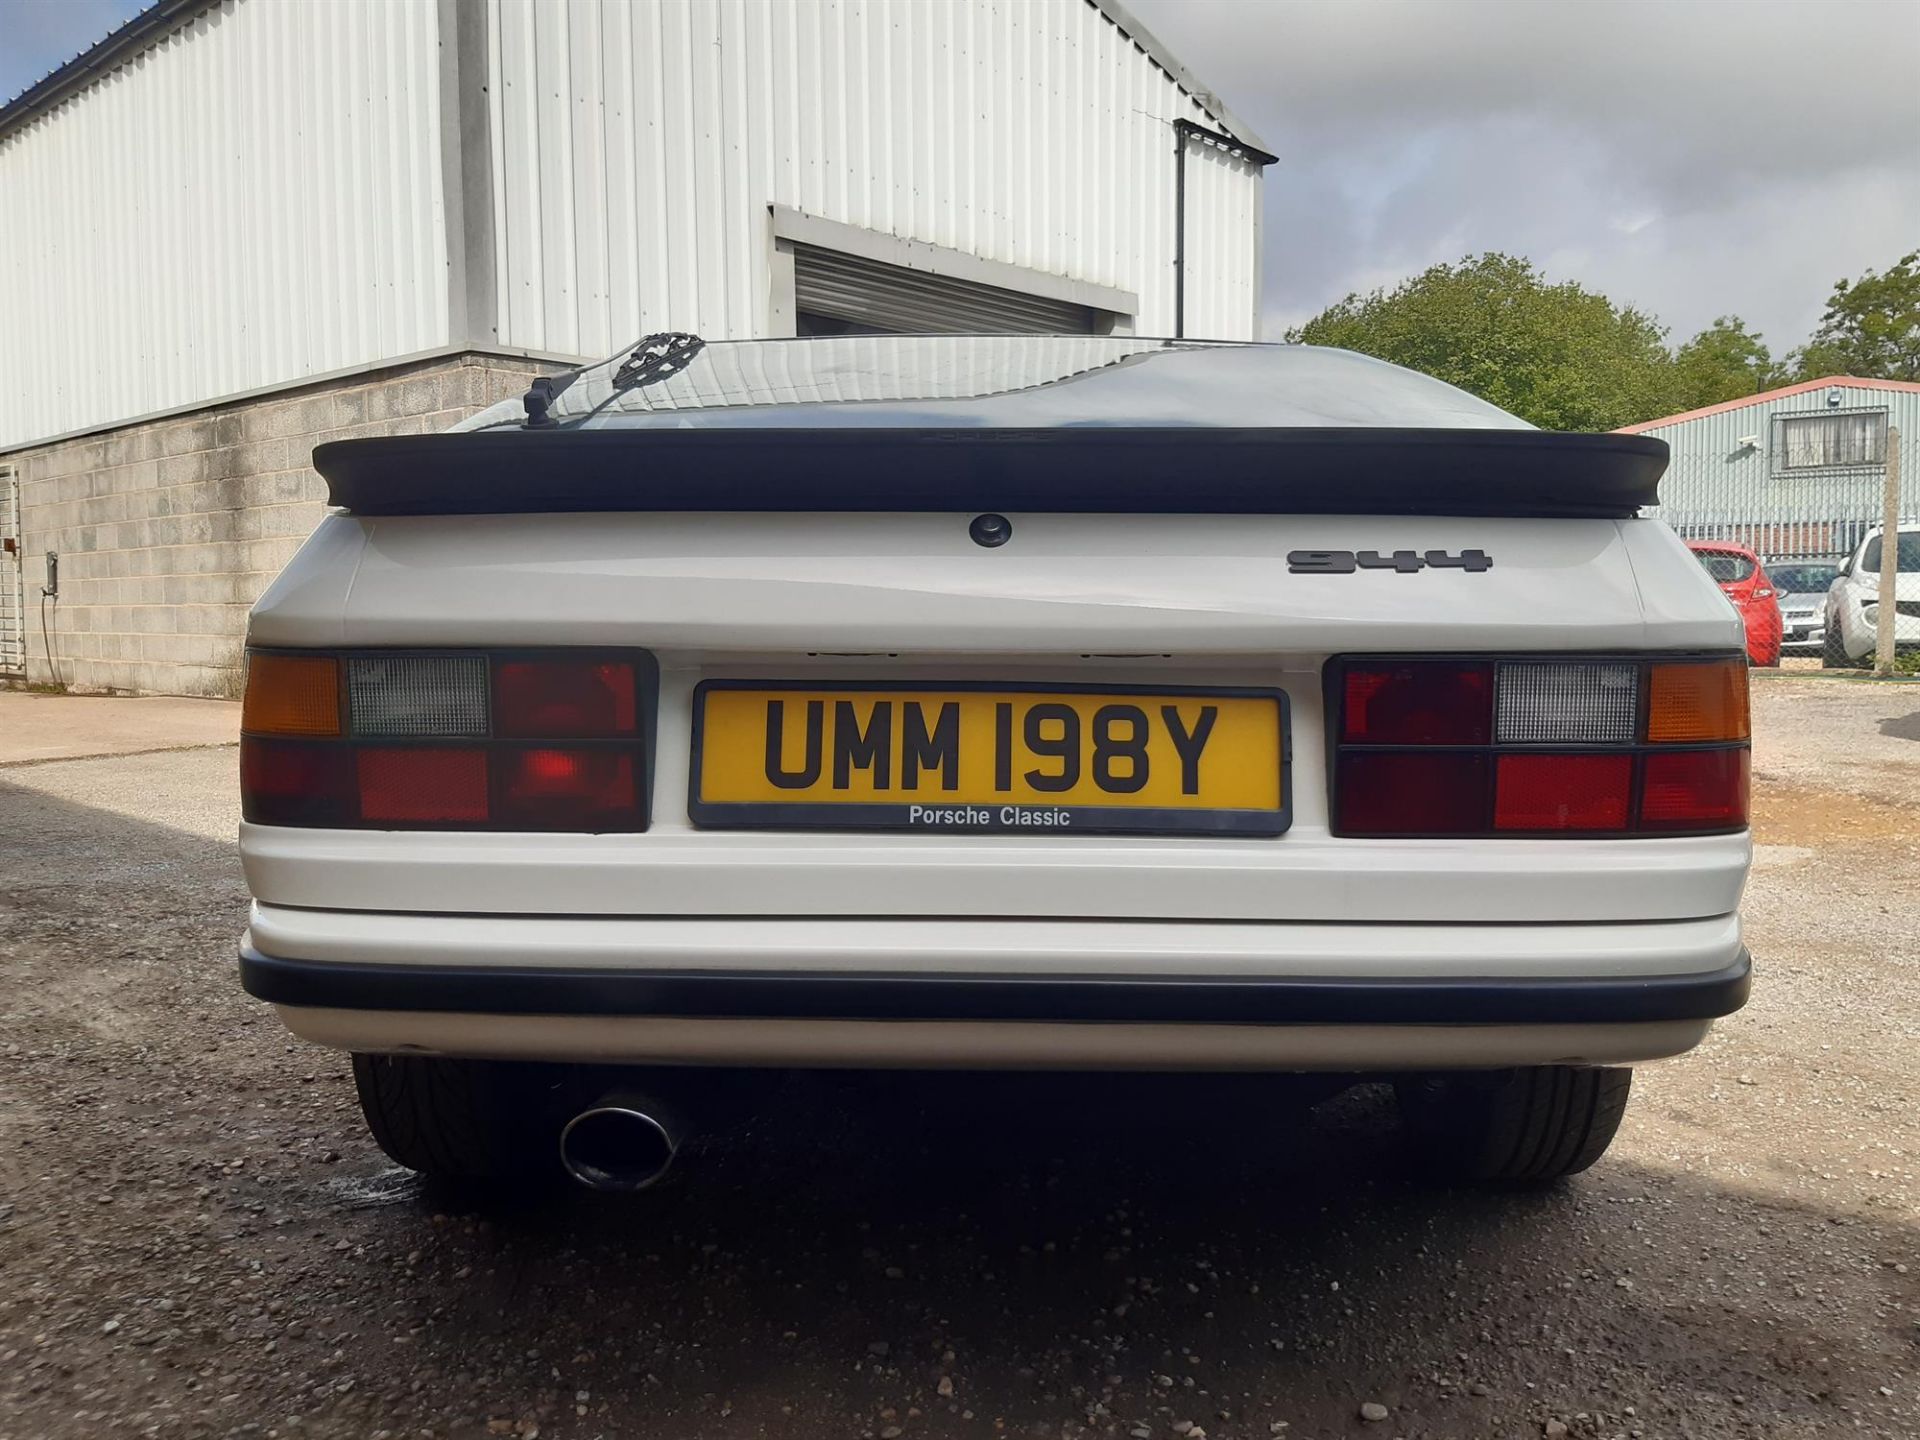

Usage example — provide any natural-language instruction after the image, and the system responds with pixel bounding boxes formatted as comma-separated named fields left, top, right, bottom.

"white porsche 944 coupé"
left=237, top=335, right=1751, bottom=1190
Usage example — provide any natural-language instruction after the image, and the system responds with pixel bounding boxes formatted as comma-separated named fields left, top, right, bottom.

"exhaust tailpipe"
left=559, top=1093, right=684, bottom=1192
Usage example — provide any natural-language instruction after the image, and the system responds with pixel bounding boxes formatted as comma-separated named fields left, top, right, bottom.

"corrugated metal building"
left=0, top=0, right=1269, bottom=696
left=1624, top=377, right=1920, bottom=562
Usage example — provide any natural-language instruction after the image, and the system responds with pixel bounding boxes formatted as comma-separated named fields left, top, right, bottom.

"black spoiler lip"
left=313, top=427, right=1668, bottom=519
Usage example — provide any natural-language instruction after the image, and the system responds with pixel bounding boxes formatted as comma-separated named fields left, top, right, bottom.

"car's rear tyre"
left=1821, top=626, right=1853, bottom=669
left=352, top=1053, right=561, bottom=1187
left=1394, top=1066, right=1632, bottom=1184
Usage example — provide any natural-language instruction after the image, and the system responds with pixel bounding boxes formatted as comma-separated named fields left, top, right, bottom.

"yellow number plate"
left=690, top=684, right=1289, bottom=835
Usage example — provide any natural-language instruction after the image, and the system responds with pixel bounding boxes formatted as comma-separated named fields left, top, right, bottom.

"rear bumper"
left=239, top=822, right=1754, bottom=925
left=240, top=945, right=1750, bottom=1025
left=239, top=909, right=1749, bottom=1069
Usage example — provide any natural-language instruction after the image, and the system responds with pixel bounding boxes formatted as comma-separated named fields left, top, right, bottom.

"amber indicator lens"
left=1646, top=660, right=1750, bottom=743
left=242, top=654, right=340, bottom=736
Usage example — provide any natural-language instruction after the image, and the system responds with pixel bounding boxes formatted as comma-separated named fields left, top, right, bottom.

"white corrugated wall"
left=0, top=0, right=449, bottom=450
left=1179, top=134, right=1262, bottom=343
left=0, top=0, right=1262, bottom=453
left=485, top=0, right=1263, bottom=355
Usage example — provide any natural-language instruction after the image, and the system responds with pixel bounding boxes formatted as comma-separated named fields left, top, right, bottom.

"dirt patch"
left=1751, top=772, right=1920, bottom=846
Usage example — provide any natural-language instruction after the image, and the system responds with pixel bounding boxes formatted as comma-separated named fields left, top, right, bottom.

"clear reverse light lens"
left=1496, top=661, right=1637, bottom=744
left=347, top=656, right=490, bottom=736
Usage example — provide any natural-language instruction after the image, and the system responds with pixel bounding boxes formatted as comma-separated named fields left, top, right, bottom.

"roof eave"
left=1089, top=0, right=1274, bottom=161
left=1617, top=375, right=1920, bottom=434
left=3, top=0, right=1277, bottom=168
left=0, top=0, right=219, bottom=142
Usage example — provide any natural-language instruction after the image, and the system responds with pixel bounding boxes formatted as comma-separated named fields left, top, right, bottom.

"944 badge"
left=1287, top=549, right=1492, bottom=574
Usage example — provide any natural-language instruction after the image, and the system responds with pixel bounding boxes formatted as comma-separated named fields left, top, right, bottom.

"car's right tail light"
left=1329, top=654, right=1749, bottom=837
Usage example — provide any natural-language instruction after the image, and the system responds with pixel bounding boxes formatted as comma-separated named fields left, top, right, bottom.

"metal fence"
left=1648, top=427, right=1917, bottom=563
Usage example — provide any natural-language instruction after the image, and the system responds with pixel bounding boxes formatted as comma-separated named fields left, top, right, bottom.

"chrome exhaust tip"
left=559, top=1095, right=682, bottom=1192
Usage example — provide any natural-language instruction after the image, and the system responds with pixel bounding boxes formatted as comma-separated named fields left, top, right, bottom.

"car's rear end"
left=1687, top=541, right=1781, bottom=667
left=1767, top=561, right=1840, bottom=654
left=236, top=337, right=1752, bottom=1189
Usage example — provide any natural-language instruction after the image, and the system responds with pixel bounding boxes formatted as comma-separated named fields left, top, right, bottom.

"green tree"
left=1670, top=316, right=1781, bottom=410
left=1286, top=253, right=1675, bottom=430
left=1791, top=249, right=1920, bottom=382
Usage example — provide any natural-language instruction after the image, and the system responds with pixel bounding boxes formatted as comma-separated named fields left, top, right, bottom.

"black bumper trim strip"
left=239, top=945, right=1750, bottom=1026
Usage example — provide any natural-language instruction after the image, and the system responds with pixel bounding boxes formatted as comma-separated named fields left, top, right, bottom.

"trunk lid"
left=251, top=511, right=1728, bottom=656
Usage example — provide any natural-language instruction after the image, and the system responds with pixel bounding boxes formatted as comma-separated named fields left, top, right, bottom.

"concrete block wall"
left=9, top=355, right=547, bottom=697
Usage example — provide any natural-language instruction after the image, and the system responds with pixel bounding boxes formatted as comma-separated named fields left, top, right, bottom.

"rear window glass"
left=1861, top=533, right=1920, bottom=574
left=1767, top=563, right=1838, bottom=594
left=1695, top=551, right=1755, bottom=583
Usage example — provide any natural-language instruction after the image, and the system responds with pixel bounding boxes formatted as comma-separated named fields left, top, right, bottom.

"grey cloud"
left=1129, top=0, right=1920, bottom=348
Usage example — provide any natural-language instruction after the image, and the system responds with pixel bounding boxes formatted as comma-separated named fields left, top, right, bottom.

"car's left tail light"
left=240, top=650, right=654, bottom=831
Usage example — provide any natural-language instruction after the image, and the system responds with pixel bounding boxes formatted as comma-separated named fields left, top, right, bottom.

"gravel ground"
left=1, top=675, right=1916, bottom=1440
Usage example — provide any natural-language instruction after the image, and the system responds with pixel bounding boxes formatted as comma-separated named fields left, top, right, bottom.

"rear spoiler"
left=312, top=428, right=1667, bottom=519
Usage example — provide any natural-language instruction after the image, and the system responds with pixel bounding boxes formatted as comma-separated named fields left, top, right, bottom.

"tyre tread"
left=352, top=1054, right=543, bottom=1181
left=1400, top=1066, right=1632, bottom=1185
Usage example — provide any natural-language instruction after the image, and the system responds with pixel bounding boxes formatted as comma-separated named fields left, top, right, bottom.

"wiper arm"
left=522, top=332, right=706, bottom=429
left=613, top=331, right=704, bottom=390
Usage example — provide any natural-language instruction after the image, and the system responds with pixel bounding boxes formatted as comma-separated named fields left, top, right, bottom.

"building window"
left=1773, top=409, right=1888, bottom=471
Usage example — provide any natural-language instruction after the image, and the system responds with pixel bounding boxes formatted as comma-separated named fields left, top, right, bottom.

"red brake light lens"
left=240, top=738, right=349, bottom=826
left=1640, top=749, right=1749, bottom=829
left=499, top=747, right=640, bottom=831
left=1494, top=753, right=1631, bottom=832
left=495, top=661, right=639, bottom=737
left=357, top=748, right=489, bottom=824
left=1341, top=662, right=1492, bottom=745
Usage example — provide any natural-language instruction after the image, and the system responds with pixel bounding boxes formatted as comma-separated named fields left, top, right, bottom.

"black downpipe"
left=1174, top=127, right=1188, bottom=340
left=1171, top=119, right=1279, bottom=342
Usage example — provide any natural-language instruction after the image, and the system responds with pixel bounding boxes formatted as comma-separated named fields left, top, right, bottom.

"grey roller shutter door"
left=792, top=243, right=1104, bottom=335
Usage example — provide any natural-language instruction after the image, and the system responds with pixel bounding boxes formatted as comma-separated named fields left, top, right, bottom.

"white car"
left=1823, top=525, right=1920, bottom=668
left=237, top=336, right=1752, bottom=1191
left=1764, top=560, right=1840, bottom=655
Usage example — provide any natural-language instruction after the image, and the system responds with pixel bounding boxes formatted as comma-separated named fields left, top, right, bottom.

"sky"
left=1128, top=0, right=1920, bottom=350
left=5, top=0, right=1917, bottom=356
left=0, top=0, right=142, bottom=103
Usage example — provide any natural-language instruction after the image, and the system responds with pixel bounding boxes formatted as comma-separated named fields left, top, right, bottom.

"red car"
left=1688, top=540, right=1781, bottom=666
